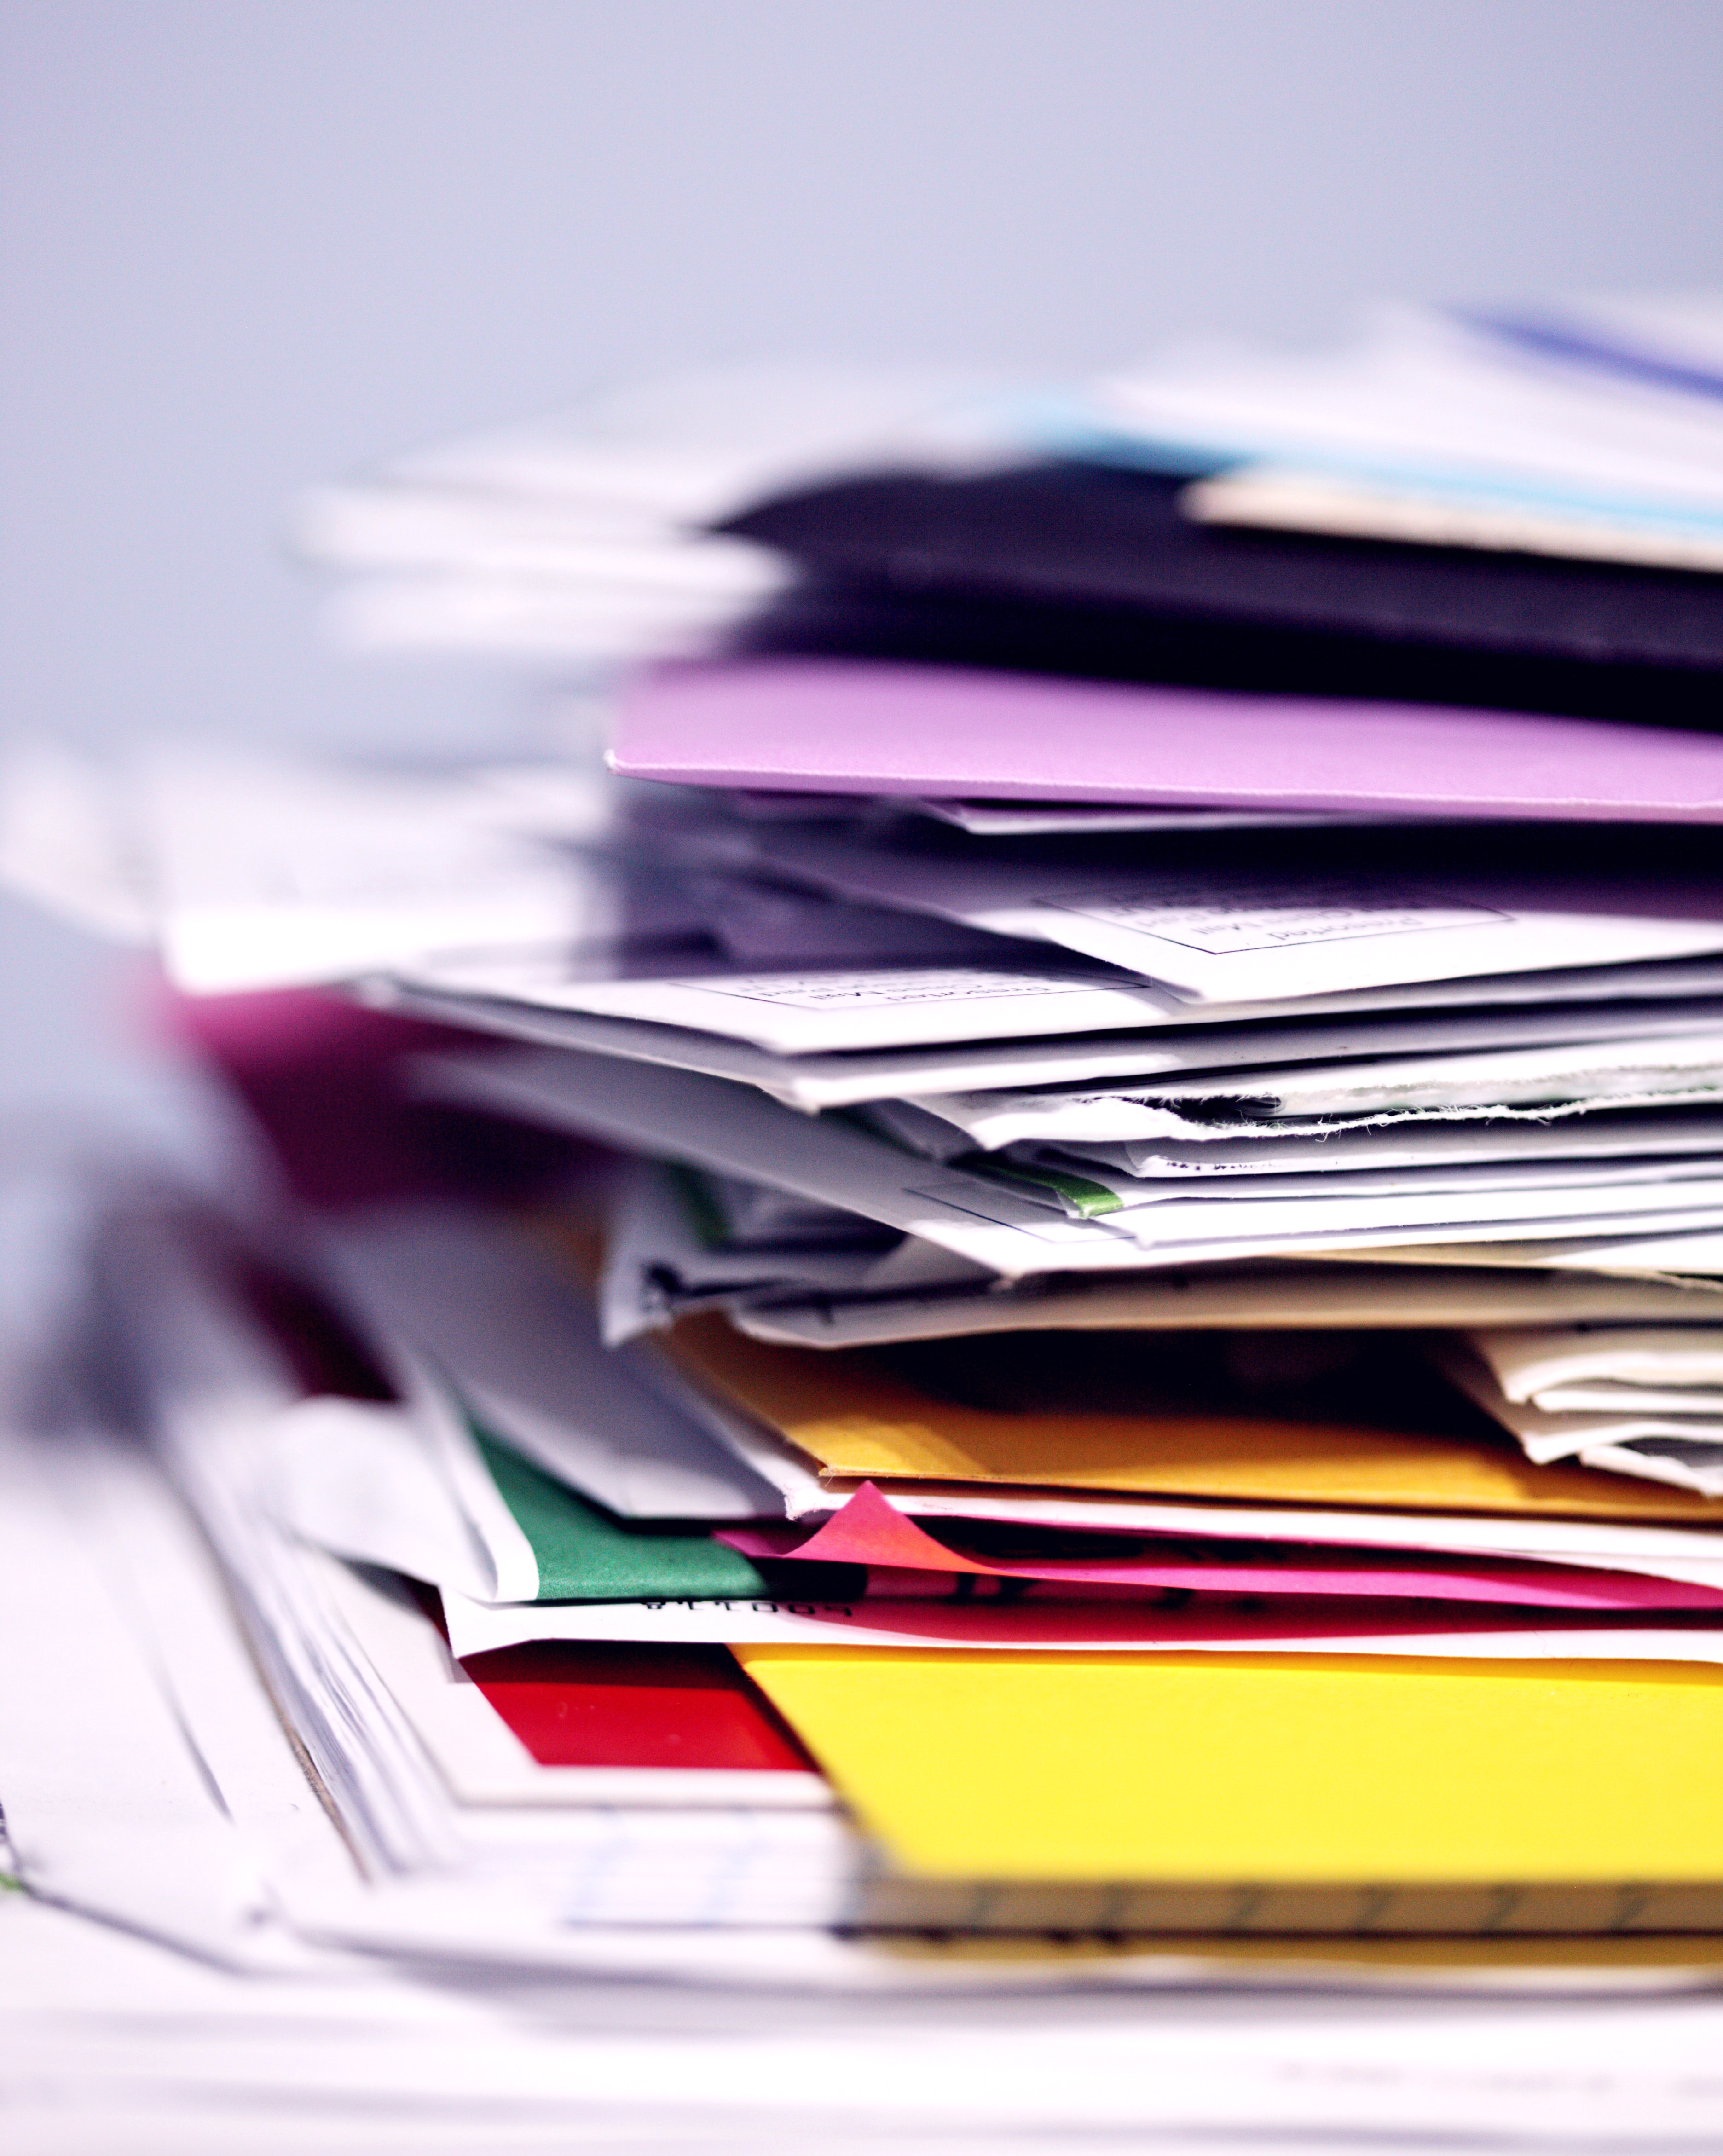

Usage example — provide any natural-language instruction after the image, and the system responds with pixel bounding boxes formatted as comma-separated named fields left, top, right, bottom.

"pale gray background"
left=6, top=0, right=1723, bottom=1148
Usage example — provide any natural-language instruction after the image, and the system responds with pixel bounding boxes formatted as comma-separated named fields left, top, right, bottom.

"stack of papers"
left=22, top=302, right=1723, bottom=2096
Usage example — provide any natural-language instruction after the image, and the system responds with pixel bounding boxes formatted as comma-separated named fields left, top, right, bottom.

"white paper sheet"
left=885, top=1486, right=1723, bottom=1583
left=443, top=1587, right=1723, bottom=1662
left=318, top=1202, right=783, bottom=1516
left=392, top=952, right=1186, bottom=1053
left=743, top=825, right=1723, bottom=1005
left=265, top=1303, right=544, bottom=1605
left=734, top=1260, right=1723, bottom=1348
left=1052, top=1113, right=1723, bottom=1180
left=1074, top=1031, right=1723, bottom=1117
left=995, top=1152, right=1723, bottom=1253
left=1015, top=1152, right=1723, bottom=1223
left=1530, top=1381, right=1723, bottom=1415
left=1052, top=1150, right=1723, bottom=1206
left=1470, top=1326, right=1723, bottom=1403
left=382, top=954, right=1723, bottom=1095
left=939, top=1085, right=1723, bottom=1151
left=266, top=1393, right=509, bottom=1604
left=1127, top=1203, right=1723, bottom=1266
left=1574, top=1439, right=1723, bottom=1499
left=907, top=796, right=1397, bottom=834
left=325, top=567, right=778, bottom=662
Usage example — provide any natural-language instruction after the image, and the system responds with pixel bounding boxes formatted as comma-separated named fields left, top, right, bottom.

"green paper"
left=963, top=1154, right=1125, bottom=1217
left=473, top=1428, right=770, bottom=1602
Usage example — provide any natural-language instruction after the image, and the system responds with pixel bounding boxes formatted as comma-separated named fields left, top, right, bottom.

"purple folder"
left=611, top=658, right=1723, bottom=823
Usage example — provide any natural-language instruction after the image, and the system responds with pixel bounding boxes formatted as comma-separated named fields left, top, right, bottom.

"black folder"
left=720, top=461, right=1723, bottom=728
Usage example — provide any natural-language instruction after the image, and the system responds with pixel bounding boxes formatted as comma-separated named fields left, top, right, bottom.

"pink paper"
left=715, top=1483, right=1723, bottom=1612
left=717, top=1598, right=1723, bottom=1650
left=779, top=1482, right=999, bottom=1573
left=613, top=657, right=1723, bottom=823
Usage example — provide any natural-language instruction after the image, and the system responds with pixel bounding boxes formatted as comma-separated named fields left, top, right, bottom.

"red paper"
left=459, top=1640, right=815, bottom=1771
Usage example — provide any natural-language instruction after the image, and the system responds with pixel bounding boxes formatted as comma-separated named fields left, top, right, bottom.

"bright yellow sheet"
left=735, top=1647, right=1723, bottom=1882
left=667, top=1315, right=1723, bottom=1520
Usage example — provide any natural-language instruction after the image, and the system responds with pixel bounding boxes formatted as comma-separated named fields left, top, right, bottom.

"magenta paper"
left=612, top=657, right=1723, bottom=823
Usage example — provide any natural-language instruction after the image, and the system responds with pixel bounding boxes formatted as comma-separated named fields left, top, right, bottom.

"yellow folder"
left=666, top=1314, right=1723, bottom=1520
left=737, top=1647, right=1723, bottom=1930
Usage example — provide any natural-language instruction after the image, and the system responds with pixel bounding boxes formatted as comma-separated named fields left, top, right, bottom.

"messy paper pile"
left=18, top=301, right=1723, bottom=2020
